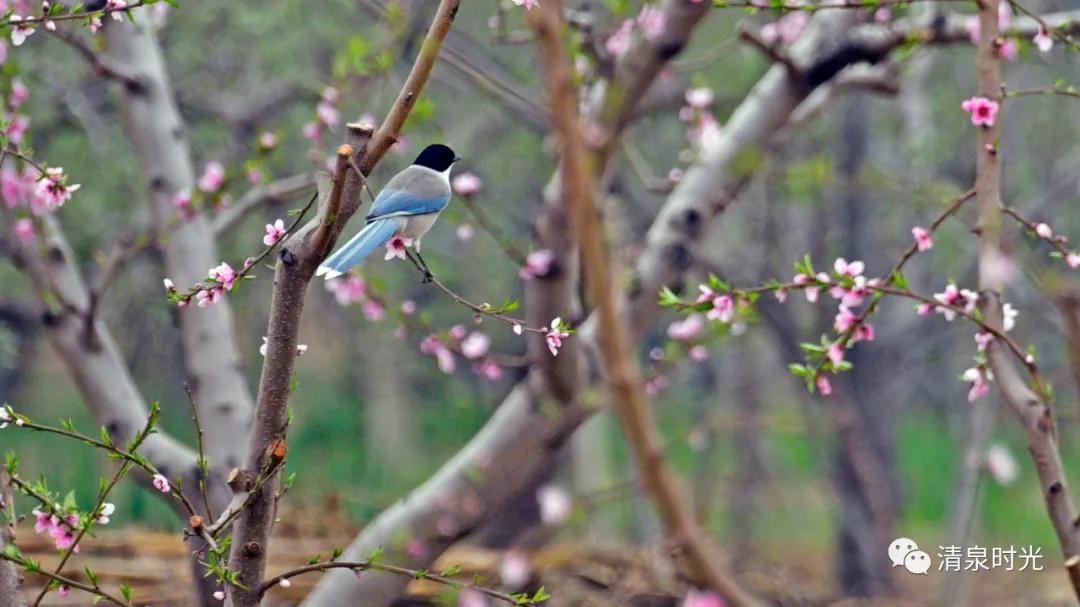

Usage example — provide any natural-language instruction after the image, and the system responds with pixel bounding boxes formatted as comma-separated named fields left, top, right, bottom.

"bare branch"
left=210, top=172, right=317, bottom=236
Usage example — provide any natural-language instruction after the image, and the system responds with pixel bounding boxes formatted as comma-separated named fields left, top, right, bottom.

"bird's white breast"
left=400, top=212, right=441, bottom=243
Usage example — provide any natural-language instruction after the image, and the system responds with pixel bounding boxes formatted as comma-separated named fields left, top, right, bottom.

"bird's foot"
left=422, top=271, right=434, bottom=284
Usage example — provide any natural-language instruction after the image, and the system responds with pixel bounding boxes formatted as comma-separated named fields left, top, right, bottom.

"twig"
left=183, top=384, right=214, bottom=520
left=1005, top=84, right=1080, bottom=101
left=47, top=27, right=142, bottom=88
left=359, top=0, right=461, bottom=174
left=0, top=1, right=146, bottom=26
left=738, top=25, right=802, bottom=78
left=621, top=139, right=675, bottom=193
left=459, top=195, right=530, bottom=264
left=30, top=407, right=159, bottom=607
left=0, top=553, right=132, bottom=607
left=210, top=172, right=317, bottom=236
left=313, top=146, right=353, bottom=256
left=715, top=0, right=962, bottom=10
left=175, top=190, right=318, bottom=305
left=9, top=414, right=203, bottom=522
left=258, top=559, right=521, bottom=604
left=403, top=250, right=546, bottom=334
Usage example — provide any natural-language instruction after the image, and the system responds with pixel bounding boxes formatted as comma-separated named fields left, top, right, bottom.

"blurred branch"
left=0, top=468, right=24, bottom=607
left=211, top=172, right=317, bottom=236
left=48, top=28, right=143, bottom=89
left=1054, top=288, right=1080, bottom=406
left=224, top=1, right=461, bottom=604
left=527, top=1, right=760, bottom=604
left=0, top=206, right=206, bottom=507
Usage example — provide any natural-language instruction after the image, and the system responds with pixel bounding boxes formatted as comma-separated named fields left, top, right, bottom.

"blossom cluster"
left=419, top=324, right=502, bottom=380
left=324, top=271, right=388, bottom=321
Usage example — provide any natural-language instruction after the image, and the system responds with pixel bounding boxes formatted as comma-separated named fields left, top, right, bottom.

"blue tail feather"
left=317, top=217, right=404, bottom=279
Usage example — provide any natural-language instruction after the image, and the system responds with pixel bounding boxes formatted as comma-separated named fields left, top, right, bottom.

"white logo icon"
left=889, top=537, right=930, bottom=574
left=904, top=550, right=932, bottom=574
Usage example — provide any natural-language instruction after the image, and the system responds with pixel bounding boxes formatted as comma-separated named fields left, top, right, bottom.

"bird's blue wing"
left=368, top=188, right=450, bottom=219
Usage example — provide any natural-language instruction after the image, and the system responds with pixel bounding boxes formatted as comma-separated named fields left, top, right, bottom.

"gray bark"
left=105, top=10, right=255, bottom=475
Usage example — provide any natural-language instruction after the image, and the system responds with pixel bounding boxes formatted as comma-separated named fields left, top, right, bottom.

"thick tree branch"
left=223, top=2, right=461, bottom=605
left=0, top=210, right=206, bottom=504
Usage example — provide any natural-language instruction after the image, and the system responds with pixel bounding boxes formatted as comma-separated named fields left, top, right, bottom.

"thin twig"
left=0, top=553, right=132, bottom=607
left=403, top=250, right=546, bottom=333
left=258, top=560, right=521, bottom=604
left=458, top=195, right=529, bottom=264
left=176, top=190, right=318, bottom=305
left=0, top=1, right=146, bottom=26
left=183, top=383, right=214, bottom=520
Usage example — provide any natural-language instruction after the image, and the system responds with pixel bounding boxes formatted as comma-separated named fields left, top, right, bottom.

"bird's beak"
left=453, top=155, right=463, bottom=163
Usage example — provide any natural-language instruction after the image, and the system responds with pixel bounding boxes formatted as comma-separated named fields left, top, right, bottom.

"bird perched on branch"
left=317, top=143, right=460, bottom=281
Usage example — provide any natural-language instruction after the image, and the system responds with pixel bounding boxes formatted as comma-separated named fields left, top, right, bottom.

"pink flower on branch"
left=961, top=96, right=999, bottom=128
left=106, top=0, right=128, bottom=20
left=933, top=284, right=977, bottom=321
left=912, top=226, right=933, bottom=251
left=667, top=314, right=705, bottom=342
left=452, top=172, right=482, bottom=196
left=1034, top=27, right=1054, bottom=53
left=263, top=218, right=286, bottom=246
left=520, top=249, right=555, bottom=280
left=512, top=0, right=540, bottom=10
left=34, top=167, right=80, bottom=213
left=152, top=473, right=171, bottom=493
left=10, top=15, right=35, bottom=46
left=460, top=331, right=491, bottom=360
left=544, top=317, right=570, bottom=357
left=962, top=366, right=992, bottom=402
left=12, top=218, right=33, bottom=244
left=384, top=235, right=412, bottom=261
left=198, top=161, right=225, bottom=193
left=208, top=262, right=239, bottom=291
left=816, top=375, right=833, bottom=396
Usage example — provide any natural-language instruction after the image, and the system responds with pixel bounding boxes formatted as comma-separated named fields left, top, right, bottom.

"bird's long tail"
left=316, top=217, right=405, bottom=280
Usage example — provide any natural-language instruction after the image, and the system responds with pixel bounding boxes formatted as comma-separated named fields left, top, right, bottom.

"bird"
left=316, top=143, right=460, bottom=281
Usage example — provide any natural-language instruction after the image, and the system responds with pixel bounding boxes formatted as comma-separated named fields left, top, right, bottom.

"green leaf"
left=788, top=363, right=809, bottom=377
left=891, top=271, right=908, bottom=289
left=707, top=273, right=729, bottom=293
left=439, top=564, right=461, bottom=577
left=658, top=286, right=682, bottom=307
left=121, top=583, right=133, bottom=602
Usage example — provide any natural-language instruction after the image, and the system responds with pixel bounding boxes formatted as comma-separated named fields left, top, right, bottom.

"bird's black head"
left=413, top=144, right=460, bottom=172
